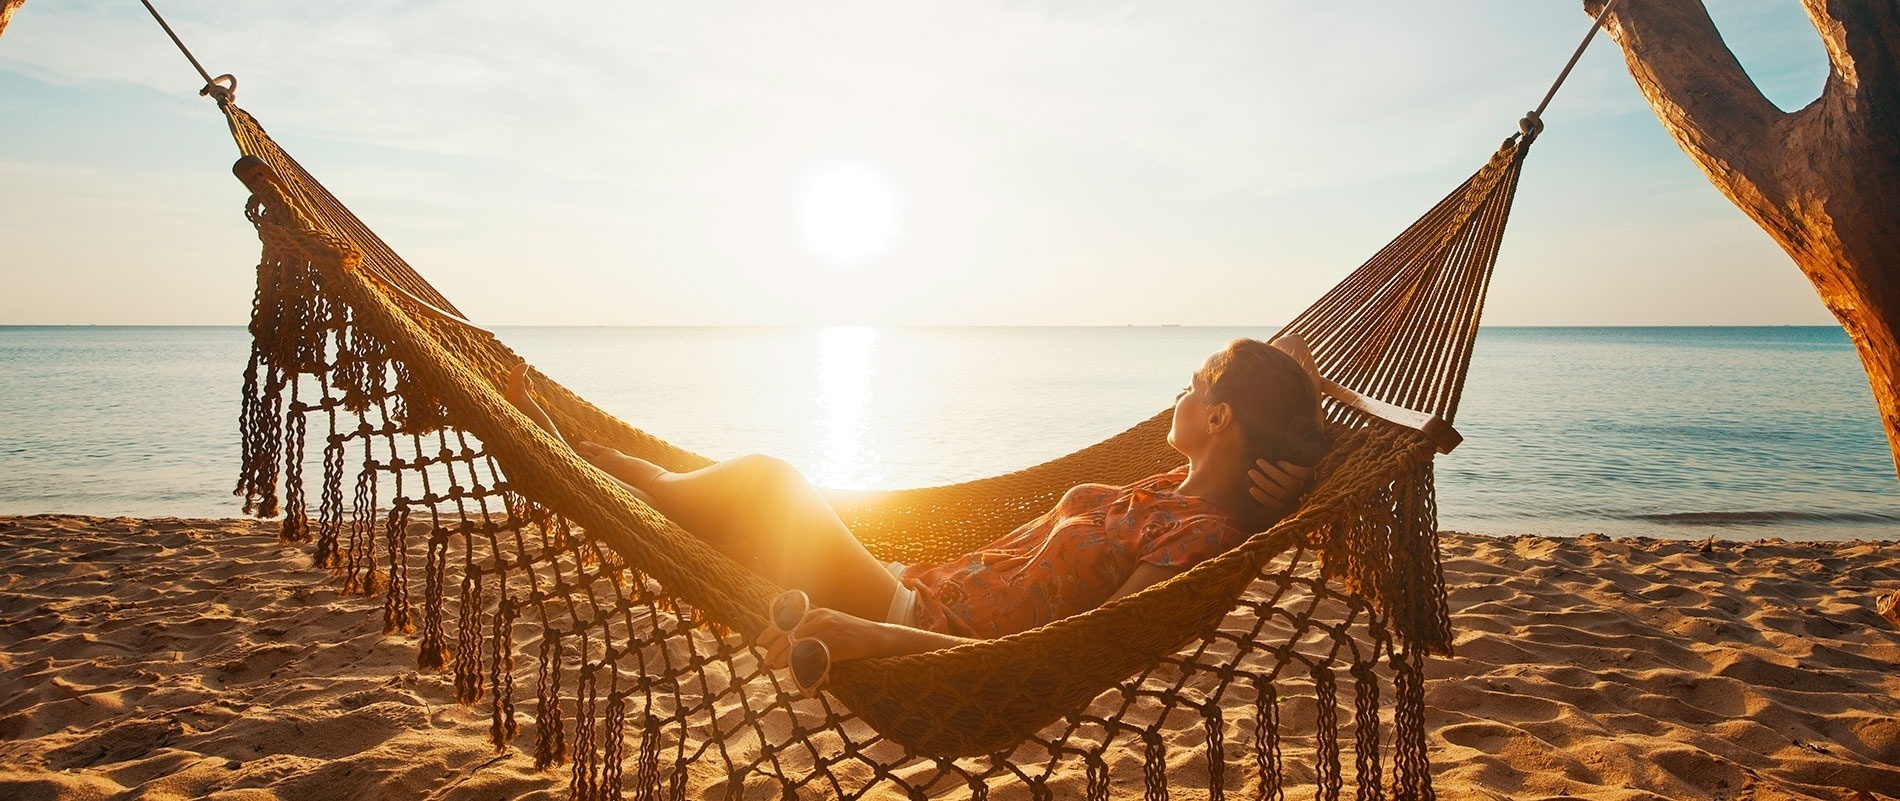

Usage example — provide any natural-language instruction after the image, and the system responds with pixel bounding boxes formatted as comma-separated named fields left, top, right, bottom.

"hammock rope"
left=134, top=3, right=1616, bottom=796
left=1533, top=0, right=1625, bottom=124
left=136, top=0, right=236, bottom=104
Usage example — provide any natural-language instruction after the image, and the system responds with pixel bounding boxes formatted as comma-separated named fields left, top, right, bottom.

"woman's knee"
left=725, top=454, right=810, bottom=493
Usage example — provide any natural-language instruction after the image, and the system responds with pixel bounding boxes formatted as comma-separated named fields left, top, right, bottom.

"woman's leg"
left=503, top=364, right=896, bottom=621
left=629, top=453, right=899, bottom=623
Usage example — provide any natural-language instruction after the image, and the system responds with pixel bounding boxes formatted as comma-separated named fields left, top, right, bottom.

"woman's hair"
left=1202, top=338, right=1331, bottom=524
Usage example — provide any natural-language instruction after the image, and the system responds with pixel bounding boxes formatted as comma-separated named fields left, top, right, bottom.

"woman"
left=502, top=338, right=1326, bottom=676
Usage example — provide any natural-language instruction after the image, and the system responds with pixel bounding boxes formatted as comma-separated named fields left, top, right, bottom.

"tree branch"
left=1589, top=3, right=1787, bottom=165
left=1585, top=0, right=1797, bottom=226
left=1808, top=0, right=1900, bottom=120
left=0, top=0, right=25, bottom=41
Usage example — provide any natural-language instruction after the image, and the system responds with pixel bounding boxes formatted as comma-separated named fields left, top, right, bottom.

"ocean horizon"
left=3, top=324, right=1897, bottom=540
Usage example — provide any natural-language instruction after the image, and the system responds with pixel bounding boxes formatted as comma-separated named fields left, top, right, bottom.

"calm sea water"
left=2, top=325, right=1896, bottom=540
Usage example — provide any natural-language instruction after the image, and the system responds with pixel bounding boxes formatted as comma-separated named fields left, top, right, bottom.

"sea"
left=2, top=325, right=1897, bottom=540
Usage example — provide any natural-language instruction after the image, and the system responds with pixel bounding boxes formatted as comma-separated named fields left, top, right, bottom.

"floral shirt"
left=901, top=467, right=1244, bottom=639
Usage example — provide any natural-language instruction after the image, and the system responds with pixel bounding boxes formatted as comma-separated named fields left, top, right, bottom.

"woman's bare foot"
left=502, top=362, right=568, bottom=446
left=504, top=362, right=535, bottom=410
left=498, top=364, right=663, bottom=504
left=574, top=441, right=666, bottom=490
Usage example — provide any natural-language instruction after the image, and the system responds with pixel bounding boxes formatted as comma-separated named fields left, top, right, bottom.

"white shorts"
left=884, top=562, right=918, bottom=628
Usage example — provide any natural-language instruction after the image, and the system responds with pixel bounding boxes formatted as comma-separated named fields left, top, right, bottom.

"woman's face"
left=1167, top=352, right=1222, bottom=454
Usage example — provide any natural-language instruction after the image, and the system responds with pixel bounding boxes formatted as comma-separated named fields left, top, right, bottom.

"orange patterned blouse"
left=900, top=467, right=1245, bottom=639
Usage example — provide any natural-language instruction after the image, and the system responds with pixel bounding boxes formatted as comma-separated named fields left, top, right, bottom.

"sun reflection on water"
left=814, top=325, right=879, bottom=488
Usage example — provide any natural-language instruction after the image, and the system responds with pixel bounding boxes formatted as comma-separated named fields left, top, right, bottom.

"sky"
left=0, top=1, right=1840, bottom=327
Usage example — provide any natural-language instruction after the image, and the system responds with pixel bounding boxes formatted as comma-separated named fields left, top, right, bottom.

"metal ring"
left=1517, top=111, right=1545, bottom=139
left=199, top=74, right=238, bottom=103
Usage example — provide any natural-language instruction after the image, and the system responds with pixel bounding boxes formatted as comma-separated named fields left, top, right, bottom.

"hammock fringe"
left=220, top=101, right=1528, bottom=797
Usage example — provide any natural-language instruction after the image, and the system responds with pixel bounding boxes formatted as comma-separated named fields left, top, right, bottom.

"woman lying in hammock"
left=503, top=338, right=1327, bottom=687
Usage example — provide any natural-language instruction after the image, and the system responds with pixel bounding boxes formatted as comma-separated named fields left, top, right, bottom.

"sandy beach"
left=2, top=515, right=1897, bottom=800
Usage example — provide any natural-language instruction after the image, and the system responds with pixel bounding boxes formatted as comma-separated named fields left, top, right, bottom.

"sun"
left=799, top=164, right=897, bottom=266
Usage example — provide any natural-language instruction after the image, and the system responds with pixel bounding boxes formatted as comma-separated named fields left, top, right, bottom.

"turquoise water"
left=1, top=325, right=1896, bottom=539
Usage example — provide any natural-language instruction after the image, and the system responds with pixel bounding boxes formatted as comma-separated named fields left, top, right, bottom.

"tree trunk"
left=0, top=0, right=24, bottom=40
left=1586, top=0, right=1900, bottom=479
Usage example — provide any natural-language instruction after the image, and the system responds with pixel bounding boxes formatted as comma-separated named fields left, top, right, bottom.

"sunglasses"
left=770, top=589, right=831, bottom=694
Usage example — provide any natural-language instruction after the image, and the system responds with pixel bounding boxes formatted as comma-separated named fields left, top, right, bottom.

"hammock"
left=90, top=0, right=1642, bottom=786
left=222, top=82, right=1528, bottom=796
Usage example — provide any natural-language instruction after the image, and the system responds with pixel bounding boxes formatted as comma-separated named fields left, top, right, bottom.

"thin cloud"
left=0, top=0, right=1839, bottom=325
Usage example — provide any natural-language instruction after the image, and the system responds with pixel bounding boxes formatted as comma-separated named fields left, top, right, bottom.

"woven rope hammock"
left=140, top=5, right=1629, bottom=796
left=220, top=95, right=1525, bottom=796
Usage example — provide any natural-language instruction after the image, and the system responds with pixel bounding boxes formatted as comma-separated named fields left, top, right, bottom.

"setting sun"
left=799, top=164, right=897, bottom=266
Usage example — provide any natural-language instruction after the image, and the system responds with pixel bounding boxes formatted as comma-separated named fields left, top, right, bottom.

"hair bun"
left=1281, top=415, right=1330, bottom=468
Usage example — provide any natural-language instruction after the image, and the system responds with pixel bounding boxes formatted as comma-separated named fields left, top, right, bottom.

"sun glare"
left=799, top=165, right=897, bottom=266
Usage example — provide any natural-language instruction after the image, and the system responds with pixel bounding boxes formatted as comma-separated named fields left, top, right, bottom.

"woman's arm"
left=1104, top=562, right=1188, bottom=606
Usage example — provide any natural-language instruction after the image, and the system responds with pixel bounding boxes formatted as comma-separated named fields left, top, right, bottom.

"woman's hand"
left=1248, top=458, right=1313, bottom=516
left=756, top=606, right=893, bottom=669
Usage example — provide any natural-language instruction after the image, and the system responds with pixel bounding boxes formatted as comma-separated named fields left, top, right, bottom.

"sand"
left=1, top=515, right=1897, bottom=800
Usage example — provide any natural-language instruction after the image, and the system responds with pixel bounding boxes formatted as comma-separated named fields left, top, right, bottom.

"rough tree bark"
left=0, top=0, right=25, bottom=41
left=1585, top=0, right=1900, bottom=479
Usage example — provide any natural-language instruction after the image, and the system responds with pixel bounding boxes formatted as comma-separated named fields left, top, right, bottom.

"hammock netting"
left=222, top=95, right=1530, bottom=799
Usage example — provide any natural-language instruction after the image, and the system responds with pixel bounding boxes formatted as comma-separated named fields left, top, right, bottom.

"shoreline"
left=3, top=514, right=1898, bottom=799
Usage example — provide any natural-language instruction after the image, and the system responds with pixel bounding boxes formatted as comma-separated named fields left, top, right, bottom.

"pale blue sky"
left=0, top=1, right=1837, bottom=326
